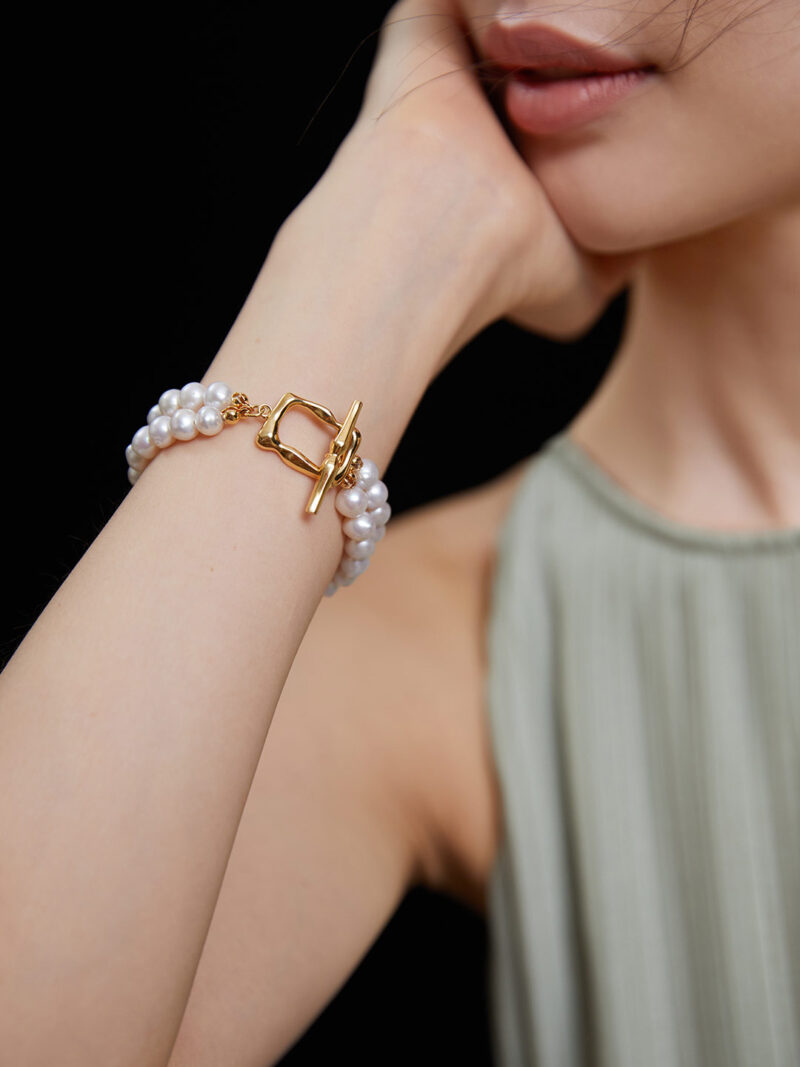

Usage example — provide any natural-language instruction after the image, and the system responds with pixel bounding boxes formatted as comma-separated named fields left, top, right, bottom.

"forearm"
left=0, top=129, right=506, bottom=1065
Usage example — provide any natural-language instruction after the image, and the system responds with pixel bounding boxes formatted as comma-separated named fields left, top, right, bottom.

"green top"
left=484, top=430, right=800, bottom=1067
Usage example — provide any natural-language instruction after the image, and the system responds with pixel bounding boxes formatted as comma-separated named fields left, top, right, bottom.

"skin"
left=1, top=1, right=797, bottom=1064
left=461, top=0, right=800, bottom=527
left=169, top=5, right=800, bottom=1063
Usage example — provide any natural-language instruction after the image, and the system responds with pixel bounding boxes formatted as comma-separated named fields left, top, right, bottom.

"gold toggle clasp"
left=254, top=392, right=363, bottom=514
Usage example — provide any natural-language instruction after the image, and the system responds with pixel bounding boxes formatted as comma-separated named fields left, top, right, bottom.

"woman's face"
left=462, top=0, right=800, bottom=251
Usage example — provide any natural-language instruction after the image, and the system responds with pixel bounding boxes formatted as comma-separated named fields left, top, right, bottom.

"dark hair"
left=299, top=1, right=789, bottom=137
left=373, top=0, right=788, bottom=119
left=466, top=0, right=785, bottom=73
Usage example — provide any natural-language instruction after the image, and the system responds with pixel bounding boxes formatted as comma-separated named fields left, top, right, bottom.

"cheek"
left=516, top=54, right=800, bottom=253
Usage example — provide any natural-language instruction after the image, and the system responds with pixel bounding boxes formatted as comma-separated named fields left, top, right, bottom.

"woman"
left=1, top=0, right=798, bottom=1064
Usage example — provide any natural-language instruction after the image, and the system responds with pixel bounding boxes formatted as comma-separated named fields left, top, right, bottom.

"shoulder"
left=318, top=457, right=531, bottom=913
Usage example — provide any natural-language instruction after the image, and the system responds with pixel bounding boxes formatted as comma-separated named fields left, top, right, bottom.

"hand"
left=342, top=0, right=641, bottom=346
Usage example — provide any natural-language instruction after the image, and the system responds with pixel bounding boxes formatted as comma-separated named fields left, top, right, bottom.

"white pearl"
left=354, top=458, right=379, bottom=492
left=334, top=559, right=359, bottom=584
left=342, top=513, right=375, bottom=540
left=147, top=404, right=162, bottom=424
left=365, top=480, right=389, bottom=509
left=205, top=381, right=233, bottom=410
left=159, top=388, right=182, bottom=416
left=335, top=487, right=368, bottom=518
left=180, top=382, right=206, bottom=411
left=195, top=405, right=224, bottom=436
left=126, top=444, right=148, bottom=471
left=127, top=466, right=140, bottom=485
left=370, top=503, right=391, bottom=527
left=323, top=580, right=339, bottom=597
left=344, top=538, right=375, bottom=561
left=149, top=414, right=174, bottom=448
left=338, top=557, right=370, bottom=579
left=132, top=425, right=157, bottom=459
left=371, top=524, right=387, bottom=543
left=171, top=408, right=198, bottom=441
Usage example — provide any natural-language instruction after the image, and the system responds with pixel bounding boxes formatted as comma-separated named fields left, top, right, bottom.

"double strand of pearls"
left=328, top=464, right=390, bottom=596
left=125, top=381, right=391, bottom=597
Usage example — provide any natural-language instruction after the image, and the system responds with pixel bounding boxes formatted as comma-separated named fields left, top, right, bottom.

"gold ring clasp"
left=254, top=392, right=362, bottom=514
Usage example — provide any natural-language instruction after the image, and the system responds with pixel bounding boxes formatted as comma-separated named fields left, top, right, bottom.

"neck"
left=570, top=205, right=800, bottom=530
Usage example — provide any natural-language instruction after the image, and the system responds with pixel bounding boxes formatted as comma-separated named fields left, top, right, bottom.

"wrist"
left=282, top=121, right=521, bottom=371
left=202, top=126, right=520, bottom=477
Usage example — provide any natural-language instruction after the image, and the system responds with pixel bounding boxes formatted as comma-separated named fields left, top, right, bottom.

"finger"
left=362, top=0, right=477, bottom=119
left=506, top=250, right=642, bottom=341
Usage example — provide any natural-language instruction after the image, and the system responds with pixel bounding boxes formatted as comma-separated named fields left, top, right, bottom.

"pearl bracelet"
left=125, top=381, right=391, bottom=597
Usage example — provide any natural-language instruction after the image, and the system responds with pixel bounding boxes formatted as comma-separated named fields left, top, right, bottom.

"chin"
left=547, top=199, right=662, bottom=254
left=537, top=181, right=681, bottom=254
left=519, top=133, right=796, bottom=255
left=518, top=136, right=684, bottom=250
left=540, top=179, right=791, bottom=256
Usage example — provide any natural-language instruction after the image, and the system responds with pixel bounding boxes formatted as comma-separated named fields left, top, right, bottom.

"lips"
left=478, top=20, right=658, bottom=134
left=479, top=20, right=651, bottom=77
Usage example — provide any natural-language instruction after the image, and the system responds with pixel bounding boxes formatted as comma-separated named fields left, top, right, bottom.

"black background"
left=5, top=2, right=626, bottom=1063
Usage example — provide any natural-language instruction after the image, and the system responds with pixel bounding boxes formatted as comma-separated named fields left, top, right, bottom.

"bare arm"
left=0, top=2, right=631, bottom=1062
left=0, top=147, right=505, bottom=1065
left=163, top=500, right=484, bottom=1066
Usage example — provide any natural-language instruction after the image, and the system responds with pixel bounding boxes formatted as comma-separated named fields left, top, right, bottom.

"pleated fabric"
left=483, top=430, right=800, bottom=1067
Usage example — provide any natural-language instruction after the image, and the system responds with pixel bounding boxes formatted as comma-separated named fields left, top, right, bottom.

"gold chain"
left=221, top=392, right=271, bottom=422
left=339, top=454, right=363, bottom=490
